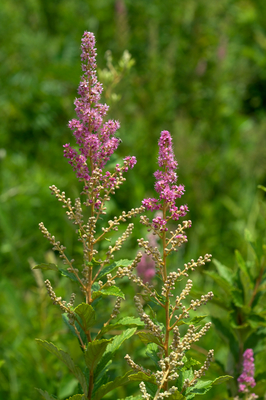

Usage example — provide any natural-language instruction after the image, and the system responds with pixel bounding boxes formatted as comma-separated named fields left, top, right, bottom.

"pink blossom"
left=238, top=349, right=256, bottom=394
left=142, top=131, right=189, bottom=230
left=64, top=32, right=136, bottom=186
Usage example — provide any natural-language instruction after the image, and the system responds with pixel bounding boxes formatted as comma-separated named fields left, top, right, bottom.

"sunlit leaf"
left=137, top=331, right=163, bottom=347
left=74, top=303, right=95, bottom=333
left=84, top=339, right=112, bottom=370
left=35, top=389, right=56, bottom=400
left=36, top=339, right=88, bottom=394
left=92, top=285, right=125, bottom=300
left=33, top=263, right=58, bottom=271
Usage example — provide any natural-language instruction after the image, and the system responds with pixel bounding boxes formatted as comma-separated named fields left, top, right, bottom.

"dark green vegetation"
left=1, top=0, right=266, bottom=399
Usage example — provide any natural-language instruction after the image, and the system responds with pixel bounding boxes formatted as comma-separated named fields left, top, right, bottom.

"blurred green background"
left=1, top=0, right=266, bottom=399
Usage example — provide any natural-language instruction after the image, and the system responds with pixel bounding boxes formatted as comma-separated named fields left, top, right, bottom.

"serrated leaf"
left=36, top=339, right=88, bottom=394
left=185, top=380, right=212, bottom=399
left=97, top=259, right=134, bottom=280
left=94, top=328, right=137, bottom=379
left=33, top=263, right=58, bottom=271
left=66, top=395, right=86, bottom=400
left=98, top=316, right=144, bottom=336
left=93, top=370, right=134, bottom=400
left=212, top=259, right=234, bottom=285
left=35, top=388, right=56, bottom=400
left=128, top=371, right=157, bottom=384
left=92, top=285, right=125, bottom=300
left=212, top=375, right=233, bottom=385
left=180, top=315, right=207, bottom=327
left=137, top=331, right=163, bottom=347
left=74, top=303, right=95, bottom=333
left=59, top=268, right=79, bottom=282
left=182, top=356, right=201, bottom=369
left=84, top=339, right=112, bottom=370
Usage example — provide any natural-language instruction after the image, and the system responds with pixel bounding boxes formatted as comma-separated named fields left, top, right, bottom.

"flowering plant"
left=34, top=32, right=230, bottom=400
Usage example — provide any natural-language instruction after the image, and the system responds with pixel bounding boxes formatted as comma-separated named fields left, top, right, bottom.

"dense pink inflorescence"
left=142, top=131, right=189, bottom=231
left=238, top=349, right=257, bottom=395
left=63, top=31, right=136, bottom=185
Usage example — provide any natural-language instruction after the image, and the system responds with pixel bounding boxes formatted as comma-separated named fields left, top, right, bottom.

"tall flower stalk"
left=125, top=131, right=222, bottom=399
left=36, top=32, right=145, bottom=400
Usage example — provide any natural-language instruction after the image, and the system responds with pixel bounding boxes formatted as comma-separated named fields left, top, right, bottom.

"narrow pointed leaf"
left=59, top=268, right=79, bottom=282
left=204, top=271, right=233, bottom=296
left=128, top=371, right=157, bottom=384
left=179, top=315, right=207, bottom=327
left=66, top=395, right=86, bottom=400
left=93, top=371, right=134, bottom=400
left=97, top=259, right=134, bottom=280
left=137, top=331, right=164, bottom=348
left=33, top=263, right=58, bottom=271
left=95, top=328, right=136, bottom=378
left=36, top=339, right=88, bottom=394
left=98, top=316, right=144, bottom=336
left=84, top=339, right=112, bottom=370
left=212, top=375, right=233, bottom=385
left=74, top=303, right=95, bottom=333
left=92, top=285, right=125, bottom=300
left=212, top=259, right=234, bottom=285
left=36, top=388, right=56, bottom=400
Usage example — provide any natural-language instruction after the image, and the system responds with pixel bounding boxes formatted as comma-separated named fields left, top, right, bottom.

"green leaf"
left=36, top=339, right=88, bottom=394
left=74, top=303, right=95, bottom=333
left=182, top=356, right=201, bottom=369
left=35, top=388, right=56, bottom=400
left=212, top=375, right=233, bottom=385
left=258, top=184, right=266, bottom=192
left=128, top=371, right=157, bottom=384
left=235, top=250, right=250, bottom=279
left=66, top=396, right=86, bottom=400
left=137, top=331, right=163, bottom=347
left=212, top=259, right=234, bottom=285
left=84, top=339, right=112, bottom=370
left=117, top=396, right=143, bottom=400
left=165, top=391, right=186, bottom=400
left=179, top=315, right=207, bottom=327
left=93, top=371, right=134, bottom=400
left=92, top=285, right=125, bottom=300
left=33, top=263, right=58, bottom=271
left=185, top=380, right=213, bottom=398
left=97, top=259, right=134, bottom=280
left=95, top=328, right=137, bottom=378
left=98, top=316, right=144, bottom=336
left=204, top=271, right=233, bottom=297
left=59, top=268, right=79, bottom=282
